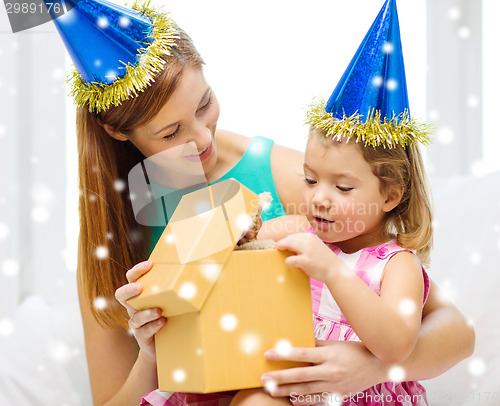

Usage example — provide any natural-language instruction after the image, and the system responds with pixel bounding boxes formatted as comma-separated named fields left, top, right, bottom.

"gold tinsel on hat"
left=306, top=98, right=433, bottom=149
left=68, top=0, right=179, bottom=113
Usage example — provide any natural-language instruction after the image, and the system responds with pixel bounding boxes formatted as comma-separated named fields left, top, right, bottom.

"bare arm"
left=78, top=261, right=166, bottom=406
left=324, top=251, right=424, bottom=364
left=262, top=279, right=474, bottom=400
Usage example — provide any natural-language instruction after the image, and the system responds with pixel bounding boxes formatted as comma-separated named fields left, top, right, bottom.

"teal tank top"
left=148, top=136, right=286, bottom=249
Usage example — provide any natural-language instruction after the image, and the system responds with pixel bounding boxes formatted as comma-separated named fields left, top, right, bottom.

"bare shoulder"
left=216, top=129, right=252, bottom=156
left=270, top=142, right=305, bottom=214
left=381, top=251, right=424, bottom=290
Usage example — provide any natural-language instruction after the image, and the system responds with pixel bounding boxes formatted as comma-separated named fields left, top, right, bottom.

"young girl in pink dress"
left=233, top=0, right=434, bottom=404
left=272, top=125, right=432, bottom=405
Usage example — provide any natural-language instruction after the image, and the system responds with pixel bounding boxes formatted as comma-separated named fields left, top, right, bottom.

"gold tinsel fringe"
left=67, top=0, right=179, bottom=113
left=306, top=98, right=432, bottom=148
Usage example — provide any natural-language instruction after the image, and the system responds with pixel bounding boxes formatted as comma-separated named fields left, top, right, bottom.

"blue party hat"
left=307, top=0, right=430, bottom=148
left=43, top=0, right=178, bottom=112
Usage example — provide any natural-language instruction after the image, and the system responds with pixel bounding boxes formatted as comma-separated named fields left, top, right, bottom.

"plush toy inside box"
left=128, top=179, right=315, bottom=393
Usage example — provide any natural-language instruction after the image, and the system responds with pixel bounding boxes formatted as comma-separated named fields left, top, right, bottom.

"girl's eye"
left=337, top=186, right=353, bottom=192
left=163, top=127, right=179, bottom=140
left=304, top=178, right=317, bottom=185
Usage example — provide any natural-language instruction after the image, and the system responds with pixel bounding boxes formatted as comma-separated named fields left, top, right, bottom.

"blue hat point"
left=325, top=0, right=409, bottom=122
left=43, top=0, right=154, bottom=85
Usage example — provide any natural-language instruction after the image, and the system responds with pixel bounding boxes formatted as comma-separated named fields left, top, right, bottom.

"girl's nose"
left=312, top=189, right=331, bottom=209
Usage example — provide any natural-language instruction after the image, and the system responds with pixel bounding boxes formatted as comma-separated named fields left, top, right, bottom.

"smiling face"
left=303, top=132, right=400, bottom=253
left=105, top=68, right=221, bottom=184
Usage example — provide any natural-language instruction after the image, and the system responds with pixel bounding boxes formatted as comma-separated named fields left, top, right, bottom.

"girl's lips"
left=184, top=142, right=213, bottom=162
left=314, top=216, right=334, bottom=231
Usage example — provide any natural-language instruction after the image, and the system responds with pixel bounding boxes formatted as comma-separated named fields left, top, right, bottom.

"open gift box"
left=128, top=179, right=315, bottom=393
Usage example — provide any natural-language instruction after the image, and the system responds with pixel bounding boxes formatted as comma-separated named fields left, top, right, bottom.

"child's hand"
left=276, top=233, right=345, bottom=282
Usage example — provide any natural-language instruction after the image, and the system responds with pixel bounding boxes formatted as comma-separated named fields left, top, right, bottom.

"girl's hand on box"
left=261, top=340, right=383, bottom=403
left=276, top=233, right=344, bottom=283
left=115, top=260, right=166, bottom=363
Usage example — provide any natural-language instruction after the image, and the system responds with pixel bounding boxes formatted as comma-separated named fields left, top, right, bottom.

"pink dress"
left=141, top=231, right=431, bottom=406
left=309, top=228, right=430, bottom=406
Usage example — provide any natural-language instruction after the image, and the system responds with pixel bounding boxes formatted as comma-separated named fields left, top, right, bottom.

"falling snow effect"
left=236, top=214, right=252, bottom=231
left=49, top=341, right=71, bottom=363
left=178, top=282, right=197, bottom=300
left=32, top=206, right=50, bottom=223
left=274, top=339, right=292, bottom=357
left=436, top=127, right=455, bottom=145
left=93, top=296, right=108, bottom=310
left=387, top=365, right=406, bottom=382
left=0, top=318, right=15, bottom=336
left=114, top=179, right=126, bottom=192
left=220, top=314, right=238, bottom=331
left=240, top=333, right=260, bottom=355
left=2, top=258, right=20, bottom=277
left=172, top=369, right=186, bottom=383
left=398, top=298, right=416, bottom=316
left=97, top=17, right=109, bottom=28
left=95, top=246, right=109, bottom=260
left=468, top=358, right=486, bottom=376
left=0, top=222, right=9, bottom=239
left=263, top=378, right=278, bottom=394
left=201, top=263, right=221, bottom=281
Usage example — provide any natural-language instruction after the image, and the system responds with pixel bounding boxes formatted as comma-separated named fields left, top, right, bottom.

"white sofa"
left=1, top=173, right=499, bottom=405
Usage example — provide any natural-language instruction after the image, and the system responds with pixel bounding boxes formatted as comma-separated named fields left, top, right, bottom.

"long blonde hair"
left=361, top=141, right=433, bottom=266
left=77, top=28, right=204, bottom=328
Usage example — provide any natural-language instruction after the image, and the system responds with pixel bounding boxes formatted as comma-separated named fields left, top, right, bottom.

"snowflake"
left=263, top=378, right=277, bottom=394
left=114, top=179, right=126, bottom=192
left=106, top=70, right=118, bottom=80
left=220, top=314, right=238, bottom=331
left=468, top=358, right=486, bottom=376
left=236, top=214, right=252, bottom=231
left=240, top=333, right=261, bottom=355
left=372, top=75, right=383, bottom=87
left=0, top=318, right=14, bottom=336
left=97, top=17, right=109, bottom=29
left=469, top=251, right=481, bottom=265
left=448, top=8, right=461, bottom=20
left=49, top=341, right=71, bottom=363
left=467, top=95, right=479, bottom=108
left=386, top=79, right=398, bottom=91
left=31, top=184, right=53, bottom=204
left=383, top=42, right=394, bottom=54
left=436, top=127, right=455, bottom=145
left=119, top=16, right=131, bottom=27
left=32, top=206, right=50, bottom=223
left=52, top=67, right=64, bottom=79
left=2, top=258, right=20, bottom=277
left=274, top=339, right=292, bottom=357
left=398, top=298, right=417, bottom=316
left=93, top=297, right=108, bottom=310
left=0, top=222, right=9, bottom=239
left=172, top=369, right=186, bottom=383
left=458, top=27, right=471, bottom=39
left=0, top=125, right=5, bottom=137
left=387, top=365, right=406, bottom=382
left=178, top=282, right=197, bottom=300
left=95, top=246, right=109, bottom=260
left=201, top=262, right=221, bottom=281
